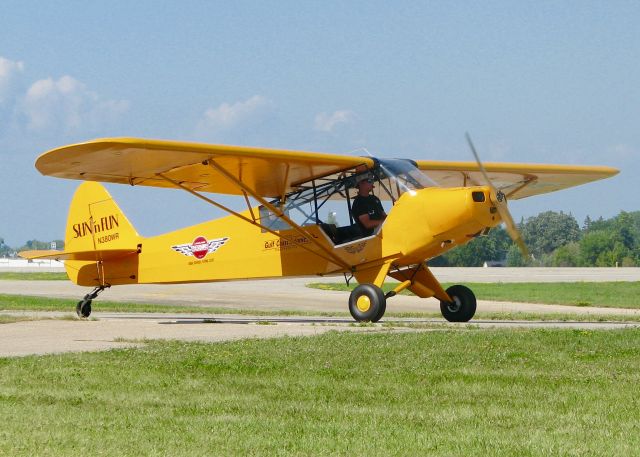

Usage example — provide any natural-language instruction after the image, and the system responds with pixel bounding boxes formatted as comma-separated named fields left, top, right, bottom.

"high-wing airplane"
left=20, top=137, right=618, bottom=322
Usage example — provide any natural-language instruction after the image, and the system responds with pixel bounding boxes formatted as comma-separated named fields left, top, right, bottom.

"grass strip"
left=3, top=273, right=639, bottom=308
left=2, top=293, right=640, bottom=323
left=308, top=281, right=640, bottom=308
left=0, top=294, right=335, bottom=317
left=1, top=330, right=640, bottom=455
left=0, top=272, right=68, bottom=280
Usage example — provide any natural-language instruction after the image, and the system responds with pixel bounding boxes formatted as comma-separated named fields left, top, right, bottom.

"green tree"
left=17, top=239, right=65, bottom=252
left=551, top=242, right=580, bottom=267
left=521, top=211, right=581, bottom=260
left=585, top=216, right=611, bottom=232
left=506, top=244, right=528, bottom=267
left=579, top=211, right=639, bottom=266
left=434, top=209, right=640, bottom=267
left=0, top=237, right=11, bottom=257
left=440, top=227, right=511, bottom=266
left=578, top=231, right=633, bottom=267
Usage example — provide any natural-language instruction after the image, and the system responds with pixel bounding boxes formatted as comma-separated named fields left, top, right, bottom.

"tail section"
left=20, top=182, right=142, bottom=286
left=64, top=181, right=139, bottom=254
left=64, top=182, right=141, bottom=286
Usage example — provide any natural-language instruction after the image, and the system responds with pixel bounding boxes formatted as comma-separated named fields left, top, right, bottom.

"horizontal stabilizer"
left=19, top=248, right=139, bottom=262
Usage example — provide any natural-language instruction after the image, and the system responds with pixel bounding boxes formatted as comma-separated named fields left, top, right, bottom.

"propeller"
left=465, top=133, right=530, bottom=259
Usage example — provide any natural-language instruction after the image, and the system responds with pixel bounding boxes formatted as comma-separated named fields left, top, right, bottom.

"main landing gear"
left=347, top=282, right=477, bottom=323
left=76, top=285, right=109, bottom=318
left=439, top=285, right=477, bottom=322
left=348, top=284, right=387, bottom=323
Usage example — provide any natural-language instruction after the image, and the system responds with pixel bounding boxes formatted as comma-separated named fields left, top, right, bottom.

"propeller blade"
left=465, top=132, right=496, bottom=194
left=465, top=133, right=530, bottom=259
left=494, top=200, right=530, bottom=259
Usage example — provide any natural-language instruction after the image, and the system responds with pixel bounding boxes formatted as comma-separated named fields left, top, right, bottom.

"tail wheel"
left=76, top=299, right=92, bottom=318
left=349, top=284, right=386, bottom=323
left=74, top=285, right=108, bottom=318
left=440, top=285, right=476, bottom=322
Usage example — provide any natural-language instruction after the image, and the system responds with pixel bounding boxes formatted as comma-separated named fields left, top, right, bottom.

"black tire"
left=76, top=299, right=92, bottom=318
left=440, top=285, right=476, bottom=322
left=349, top=284, right=386, bottom=322
left=372, top=297, right=387, bottom=323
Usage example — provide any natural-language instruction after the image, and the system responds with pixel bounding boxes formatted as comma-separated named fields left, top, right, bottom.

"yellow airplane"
left=20, top=136, right=618, bottom=322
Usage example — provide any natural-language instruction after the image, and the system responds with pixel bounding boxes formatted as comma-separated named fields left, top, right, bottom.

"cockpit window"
left=258, top=157, right=436, bottom=232
left=375, top=158, right=435, bottom=200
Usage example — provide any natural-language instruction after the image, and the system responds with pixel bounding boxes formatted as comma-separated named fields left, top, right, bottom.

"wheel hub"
left=446, top=296, right=461, bottom=313
left=356, top=295, right=371, bottom=312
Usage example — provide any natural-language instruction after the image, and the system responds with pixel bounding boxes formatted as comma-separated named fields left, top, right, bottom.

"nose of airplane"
left=380, top=186, right=502, bottom=261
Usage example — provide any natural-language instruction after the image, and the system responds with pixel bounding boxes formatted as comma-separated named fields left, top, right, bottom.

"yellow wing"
left=35, top=137, right=618, bottom=200
left=36, top=137, right=374, bottom=198
left=416, top=160, right=619, bottom=200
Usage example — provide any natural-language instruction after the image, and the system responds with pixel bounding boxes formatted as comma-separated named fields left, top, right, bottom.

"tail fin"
left=63, top=182, right=141, bottom=286
left=64, top=181, right=140, bottom=254
left=20, top=182, right=142, bottom=286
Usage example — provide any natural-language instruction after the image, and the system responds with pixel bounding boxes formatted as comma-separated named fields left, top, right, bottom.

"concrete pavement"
left=2, top=312, right=638, bottom=357
left=1, top=267, right=639, bottom=357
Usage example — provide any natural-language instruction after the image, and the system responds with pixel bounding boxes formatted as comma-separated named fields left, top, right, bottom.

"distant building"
left=0, top=258, right=64, bottom=268
left=483, top=260, right=506, bottom=267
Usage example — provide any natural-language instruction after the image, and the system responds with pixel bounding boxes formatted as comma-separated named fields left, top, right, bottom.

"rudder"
left=65, top=182, right=139, bottom=252
left=64, top=182, right=141, bottom=286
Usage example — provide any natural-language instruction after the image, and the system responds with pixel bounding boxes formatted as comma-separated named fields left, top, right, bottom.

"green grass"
left=2, top=294, right=640, bottom=322
left=309, top=281, right=640, bottom=309
left=2, top=293, right=640, bottom=323
left=0, top=272, right=68, bottom=280
left=0, top=293, right=331, bottom=316
left=1, top=330, right=640, bottom=455
left=3, top=272, right=639, bottom=308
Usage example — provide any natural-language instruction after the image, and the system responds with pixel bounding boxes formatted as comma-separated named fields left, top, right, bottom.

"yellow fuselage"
left=65, top=184, right=501, bottom=286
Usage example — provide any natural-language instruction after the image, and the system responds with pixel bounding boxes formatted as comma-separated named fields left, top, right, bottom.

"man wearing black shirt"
left=351, top=176, right=387, bottom=236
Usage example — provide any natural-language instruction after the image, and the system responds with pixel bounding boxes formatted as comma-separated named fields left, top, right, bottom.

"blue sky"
left=1, top=1, right=637, bottom=246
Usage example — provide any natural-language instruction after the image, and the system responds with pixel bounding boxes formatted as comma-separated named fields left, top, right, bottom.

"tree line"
left=0, top=239, right=65, bottom=258
left=432, top=210, right=640, bottom=267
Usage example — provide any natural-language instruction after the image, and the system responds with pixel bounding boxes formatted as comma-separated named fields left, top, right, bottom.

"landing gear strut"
left=76, top=285, right=109, bottom=318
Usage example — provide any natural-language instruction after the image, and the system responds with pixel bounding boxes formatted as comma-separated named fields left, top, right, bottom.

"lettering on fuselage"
left=263, top=236, right=310, bottom=251
left=72, top=215, right=120, bottom=239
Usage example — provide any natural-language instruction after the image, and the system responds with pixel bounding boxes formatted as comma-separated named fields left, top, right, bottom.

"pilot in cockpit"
left=351, top=173, right=387, bottom=236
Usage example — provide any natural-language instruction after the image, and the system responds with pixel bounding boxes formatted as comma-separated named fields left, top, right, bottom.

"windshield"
left=375, top=158, right=435, bottom=200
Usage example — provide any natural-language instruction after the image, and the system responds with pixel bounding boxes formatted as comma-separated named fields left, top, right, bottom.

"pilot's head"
left=356, top=175, right=374, bottom=194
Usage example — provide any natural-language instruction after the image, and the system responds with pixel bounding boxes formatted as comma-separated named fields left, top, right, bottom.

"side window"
left=258, top=205, right=291, bottom=233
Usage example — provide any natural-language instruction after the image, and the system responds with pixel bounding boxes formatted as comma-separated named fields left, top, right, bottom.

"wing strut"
left=205, top=159, right=352, bottom=271
left=156, top=173, right=351, bottom=271
left=505, top=176, right=537, bottom=199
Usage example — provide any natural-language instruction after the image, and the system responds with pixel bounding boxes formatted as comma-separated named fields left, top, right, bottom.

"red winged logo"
left=171, top=236, right=229, bottom=259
